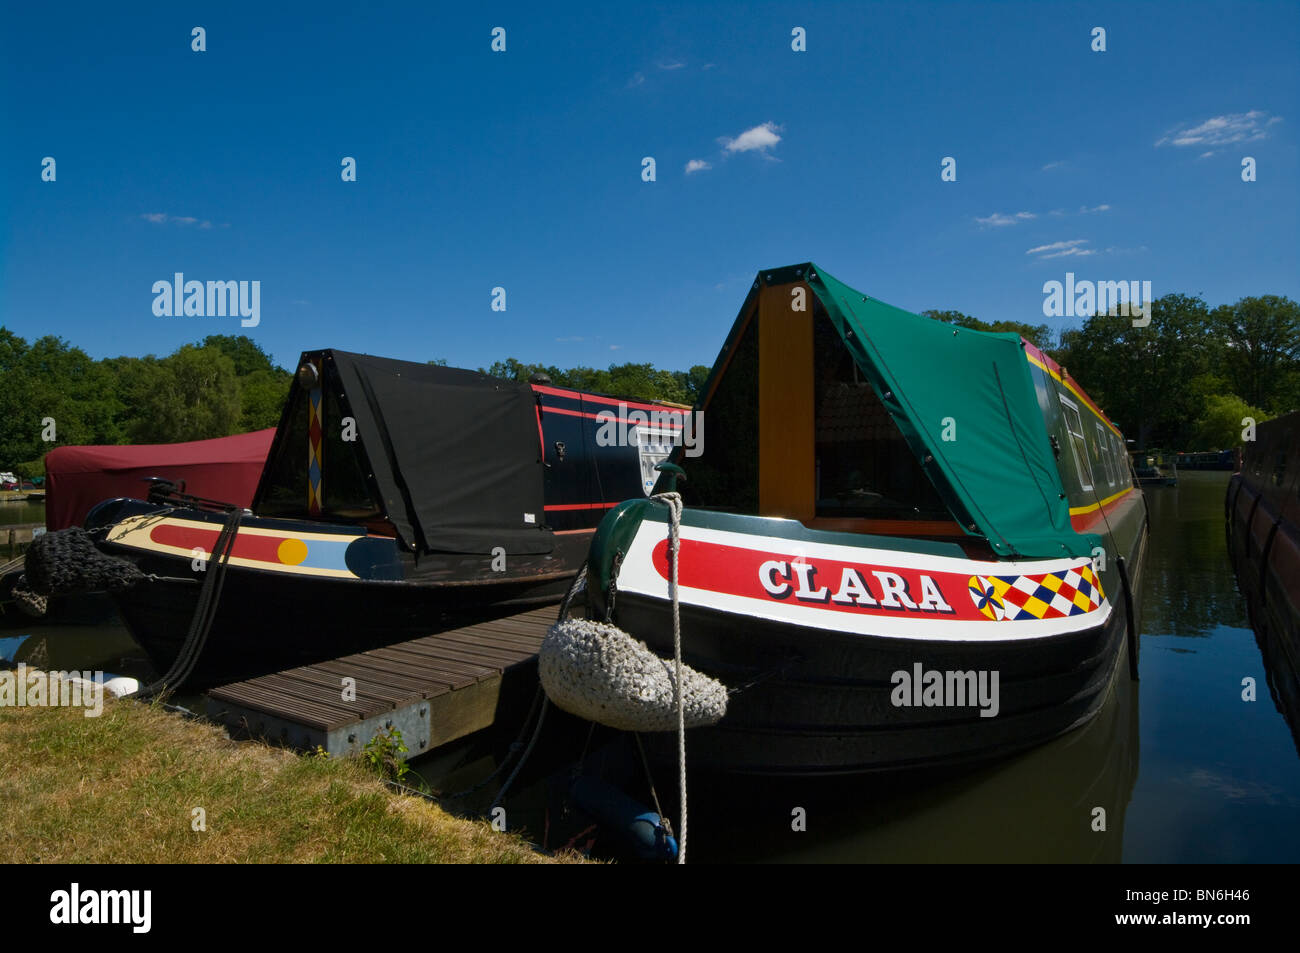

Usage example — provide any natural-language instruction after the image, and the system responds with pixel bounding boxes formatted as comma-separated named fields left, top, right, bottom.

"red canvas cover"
left=44, top=429, right=276, bottom=530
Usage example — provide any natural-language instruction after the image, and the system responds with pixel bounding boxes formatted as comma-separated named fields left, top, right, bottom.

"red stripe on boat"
left=649, top=538, right=987, bottom=621
left=150, top=523, right=286, bottom=564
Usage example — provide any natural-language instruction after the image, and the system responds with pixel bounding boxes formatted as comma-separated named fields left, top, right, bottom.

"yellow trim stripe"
left=1025, top=352, right=1123, bottom=439
left=1069, top=485, right=1134, bottom=516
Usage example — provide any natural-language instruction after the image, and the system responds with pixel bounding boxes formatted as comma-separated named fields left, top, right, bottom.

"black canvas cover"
left=327, top=350, right=553, bottom=555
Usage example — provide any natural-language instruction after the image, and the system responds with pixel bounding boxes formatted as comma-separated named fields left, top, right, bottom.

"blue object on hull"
left=571, top=775, right=678, bottom=861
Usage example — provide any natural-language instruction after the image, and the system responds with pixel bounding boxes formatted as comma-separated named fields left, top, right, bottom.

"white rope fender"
left=537, top=493, right=726, bottom=863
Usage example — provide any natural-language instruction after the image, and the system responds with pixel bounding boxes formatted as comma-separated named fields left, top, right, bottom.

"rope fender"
left=24, top=527, right=145, bottom=595
left=538, top=617, right=728, bottom=732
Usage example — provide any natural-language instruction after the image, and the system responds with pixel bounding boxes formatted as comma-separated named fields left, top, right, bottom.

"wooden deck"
left=204, top=605, right=556, bottom=756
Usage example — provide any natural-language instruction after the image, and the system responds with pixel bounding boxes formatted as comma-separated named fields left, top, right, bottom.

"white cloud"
left=1041, top=160, right=1065, bottom=171
left=1156, top=110, right=1283, bottom=148
left=1026, top=239, right=1095, bottom=259
left=685, top=158, right=712, bottom=174
left=976, top=211, right=1036, bottom=227
left=1199, top=151, right=1215, bottom=159
left=1079, top=204, right=1110, bottom=214
left=720, top=122, right=782, bottom=154
left=140, top=212, right=217, bottom=228
left=627, top=72, right=645, bottom=88
left=658, top=61, right=686, bottom=70
left=609, top=344, right=622, bottom=350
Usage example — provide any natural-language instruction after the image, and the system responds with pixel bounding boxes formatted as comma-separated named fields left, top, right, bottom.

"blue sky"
left=2, top=0, right=1297, bottom=373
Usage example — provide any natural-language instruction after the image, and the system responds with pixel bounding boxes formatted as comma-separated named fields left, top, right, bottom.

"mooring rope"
left=133, top=506, right=242, bottom=700
left=653, top=490, right=688, bottom=865
left=486, top=566, right=588, bottom=811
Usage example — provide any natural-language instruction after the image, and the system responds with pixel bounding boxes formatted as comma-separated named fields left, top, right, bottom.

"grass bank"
left=0, top=691, right=576, bottom=863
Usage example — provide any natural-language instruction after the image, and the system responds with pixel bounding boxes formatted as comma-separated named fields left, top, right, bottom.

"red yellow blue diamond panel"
left=968, top=567, right=1104, bottom=622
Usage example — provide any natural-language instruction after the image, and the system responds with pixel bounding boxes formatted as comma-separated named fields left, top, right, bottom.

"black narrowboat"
left=80, top=350, right=686, bottom=687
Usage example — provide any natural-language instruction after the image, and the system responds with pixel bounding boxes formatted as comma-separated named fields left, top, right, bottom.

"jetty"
left=204, top=605, right=554, bottom=756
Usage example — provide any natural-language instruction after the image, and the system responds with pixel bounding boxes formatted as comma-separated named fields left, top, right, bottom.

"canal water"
left=4, top=475, right=1299, bottom=862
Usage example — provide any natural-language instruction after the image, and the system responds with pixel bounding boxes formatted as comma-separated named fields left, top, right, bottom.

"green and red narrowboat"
left=580, top=263, right=1149, bottom=774
left=80, top=350, right=686, bottom=687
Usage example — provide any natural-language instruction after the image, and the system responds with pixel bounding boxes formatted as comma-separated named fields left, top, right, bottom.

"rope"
left=132, top=506, right=242, bottom=700
left=434, top=687, right=544, bottom=800
left=653, top=490, right=688, bottom=865
left=483, top=573, right=586, bottom=812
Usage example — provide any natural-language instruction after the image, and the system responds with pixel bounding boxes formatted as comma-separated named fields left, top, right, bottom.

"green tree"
left=196, top=334, right=281, bottom=377
left=922, top=309, right=1056, bottom=351
left=237, top=368, right=292, bottom=431
left=1192, top=394, right=1269, bottom=450
left=0, top=332, right=123, bottom=468
left=1209, top=295, right=1300, bottom=412
left=1053, top=294, right=1214, bottom=450
left=131, top=345, right=241, bottom=443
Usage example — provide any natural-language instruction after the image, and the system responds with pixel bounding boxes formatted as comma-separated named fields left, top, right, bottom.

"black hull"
left=105, top=546, right=581, bottom=688
left=620, top=593, right=1130, bottom=774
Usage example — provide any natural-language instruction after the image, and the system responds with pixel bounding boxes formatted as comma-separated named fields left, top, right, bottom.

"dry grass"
left=0, top=692, right=579, bottom=863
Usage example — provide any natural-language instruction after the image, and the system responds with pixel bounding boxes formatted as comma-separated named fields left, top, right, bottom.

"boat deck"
left=204, top=605, right=555, bottom=756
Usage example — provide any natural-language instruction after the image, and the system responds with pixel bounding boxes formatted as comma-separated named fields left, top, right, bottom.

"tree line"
left=3, top=290, right=1297, bottom=474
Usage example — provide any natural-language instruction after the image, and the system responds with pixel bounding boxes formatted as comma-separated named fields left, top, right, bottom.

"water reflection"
left=1139, top=478, right=1247, bottom=637
left=0, top=623, right=152, bottom=681
left=682, top=662, right=1139, bottom=863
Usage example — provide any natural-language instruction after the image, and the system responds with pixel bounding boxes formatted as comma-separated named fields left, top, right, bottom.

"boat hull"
left=85, top=499, right=582, bottom=687
left=107, top=562, right=573, bottom=688
left=587, top=503, right=1147, bottom=775
left=614, top=586, right=1132, bottom=775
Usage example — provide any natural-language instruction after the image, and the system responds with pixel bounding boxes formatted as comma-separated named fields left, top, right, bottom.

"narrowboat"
left=1226, top=412, right=1300, bottom=756
left=71, top=350, right=684, bottom=687
left=576, top=263, right=1149, bottom=774
left=1133, top=456, right=1178, bottom=487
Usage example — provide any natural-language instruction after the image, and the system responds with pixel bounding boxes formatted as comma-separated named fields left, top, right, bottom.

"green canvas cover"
left=776, top=263, right=1098, bottom=559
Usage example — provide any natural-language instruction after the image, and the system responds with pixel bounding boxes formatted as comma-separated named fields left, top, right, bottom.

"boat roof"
left=688, top=262, right=1103, bottom=559
left=254, top=350, right=552, bottom=556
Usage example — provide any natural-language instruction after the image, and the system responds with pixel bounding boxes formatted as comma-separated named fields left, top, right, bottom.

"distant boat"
left=574, top=263, right=1148, bottom=775
left=76, top=350, right=684, bottom=687
left=1133, top=466, right=1177, bottom=486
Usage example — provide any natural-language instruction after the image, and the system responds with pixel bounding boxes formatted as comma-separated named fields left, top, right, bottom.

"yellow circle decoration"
left=277, top=538, right=309, bottom=566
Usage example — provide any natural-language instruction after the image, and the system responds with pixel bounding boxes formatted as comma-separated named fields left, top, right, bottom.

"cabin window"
left=1058, top=395, right=1094, bottom=491
left=812, top=313, right=950, bottom=521
left=257, top=375, right=383, bottom=522
left=1095, top=423, right=1115, bottom=487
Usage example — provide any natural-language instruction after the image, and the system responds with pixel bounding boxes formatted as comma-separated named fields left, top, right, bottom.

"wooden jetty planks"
left=205, top=605, right=557, bottom=755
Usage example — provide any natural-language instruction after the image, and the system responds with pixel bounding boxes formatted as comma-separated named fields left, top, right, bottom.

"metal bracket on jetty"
left=204, top=607, right=554, bottom=756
